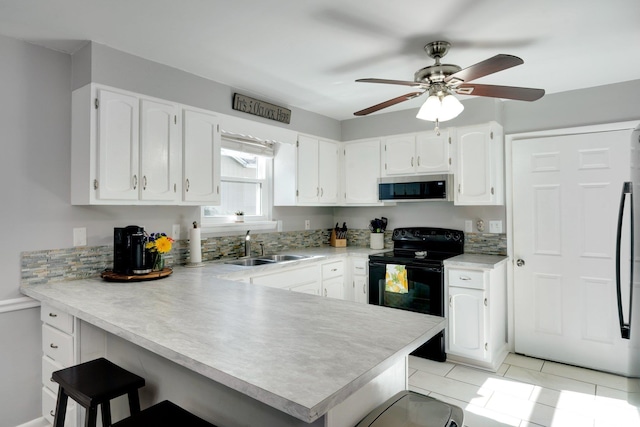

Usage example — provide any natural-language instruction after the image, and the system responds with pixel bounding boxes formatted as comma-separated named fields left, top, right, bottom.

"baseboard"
left=0, top=296, right=40, bottom=314
left=15, top=417, right=49, bottom=427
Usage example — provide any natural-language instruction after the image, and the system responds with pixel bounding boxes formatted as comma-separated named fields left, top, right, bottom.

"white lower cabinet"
left=41, top=303, right=78, bottom=426
left=445, top=261, right=507, bottom=371
left=351, top=257, right=369, bottom=304
left=251, top=264, right=321, bottom=295
left=321, top=260, right=345, bottom=299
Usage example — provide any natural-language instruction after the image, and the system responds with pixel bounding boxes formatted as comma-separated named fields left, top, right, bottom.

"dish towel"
left=385, top=264, right=408, bottom=294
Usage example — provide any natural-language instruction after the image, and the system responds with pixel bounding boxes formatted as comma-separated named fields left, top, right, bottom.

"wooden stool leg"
left=85, top=406, right=98, bottom=427
left=52, top=389, right=68, bottom=427
left=127, top=391, right=141, bottom=414
left=101, top=400, right=112, bottom=427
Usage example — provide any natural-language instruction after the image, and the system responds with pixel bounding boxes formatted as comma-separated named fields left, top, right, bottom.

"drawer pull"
left=363, top=283, right=366, bottom=294
left=331, top=268, right=338, bottom=272
left=459, top=276, right=471, bottom=281
left=324, top=289, right=328, bottom=297
left=355, top=266, right=365, bottom=270
left=48, top=313, right=58, bottom=318
left=50, top=343, right=59, bottom=349
left=50, top=410, right=55, bottom=417
left=484, top=298, right=488, bottom=306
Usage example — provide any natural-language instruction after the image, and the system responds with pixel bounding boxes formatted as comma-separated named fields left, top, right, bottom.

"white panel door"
left=456, top=126, right=492, bottom=204
left=344, top=140, right=380, bottom=204
left=96, top=89, right=139, bottom=200
left=140, top=99, right=180, bottom=201
left=416, top=130, right=450, bottom=173
left=318, top=139, right=339, bottom=204
left=512, top=130, right=631, bottom=374
left=383, top=136, right=415, bottom=175
left=183, top=109, right=220, bottom=204
left=449, top=287, right=486, bottom=360
left=296, top=135, right=319, bottom=204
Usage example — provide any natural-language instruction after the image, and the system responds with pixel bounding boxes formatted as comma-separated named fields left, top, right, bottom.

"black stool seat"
left=112, top=400, right=217, bottom=427
left=52, top=357, right=145, bottom=427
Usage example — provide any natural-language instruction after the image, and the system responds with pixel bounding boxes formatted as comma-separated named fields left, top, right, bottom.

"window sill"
left=200, top=221, right=278, bottom=234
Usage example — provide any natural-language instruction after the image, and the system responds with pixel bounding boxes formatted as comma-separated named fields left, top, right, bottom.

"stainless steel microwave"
left=378, top=174, right=453, bottom=202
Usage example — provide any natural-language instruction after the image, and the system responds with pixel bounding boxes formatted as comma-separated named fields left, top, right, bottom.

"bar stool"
left=51, top=357, right=145, bottom=427
left=112, top=400, right=218, bottom=426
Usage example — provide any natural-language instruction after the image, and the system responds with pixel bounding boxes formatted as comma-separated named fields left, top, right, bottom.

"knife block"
left=330, top=230, right=347, bottom=247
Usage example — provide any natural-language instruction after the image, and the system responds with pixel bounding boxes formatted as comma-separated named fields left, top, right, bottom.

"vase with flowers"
left=146, top=232, right=174, bottom=271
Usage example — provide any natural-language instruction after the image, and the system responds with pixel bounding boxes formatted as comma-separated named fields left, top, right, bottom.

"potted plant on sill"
left=235, top=211, right=245, bottom=223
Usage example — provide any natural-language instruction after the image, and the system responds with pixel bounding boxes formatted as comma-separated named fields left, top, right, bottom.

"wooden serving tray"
left=101, top=268, right=173, bottom=282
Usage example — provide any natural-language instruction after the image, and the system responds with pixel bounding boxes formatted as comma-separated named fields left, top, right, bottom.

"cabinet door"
left=383, top=136, right=415, bottom=175
left=416, top=130, right=451, bottom=173
left=183, top=109, right=221, bottom=204
left=321, top=276, right=344, bottom=299
left=96, top=89, right=139, bottom=201
left=455, top=123, right=503, bottom=205
left=449, top=287, right=486, bottom=360
left=140, top=99, right=180, bottom=201
left=291, top=281, right=321, bottom=295
left=353, top=275, right=368, bottom=304
left=297, top=135, right=320, bottom=204
left=318, top=140, right=339, bottom=203
left=344, top=140, right=381, bottom=204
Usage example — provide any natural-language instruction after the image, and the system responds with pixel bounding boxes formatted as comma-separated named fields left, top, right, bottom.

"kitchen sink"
left=258, top=254, right=310, bottom=262
left=225, top=258, right=276, bottom=266
left=224, top=254, right=312, bottom=266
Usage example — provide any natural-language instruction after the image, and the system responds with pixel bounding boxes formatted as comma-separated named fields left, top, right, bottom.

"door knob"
left=516, top=259, right=525, bottom=267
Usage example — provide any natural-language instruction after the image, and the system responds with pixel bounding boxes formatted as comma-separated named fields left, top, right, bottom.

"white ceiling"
left=1, top=0, right=639, bottom=120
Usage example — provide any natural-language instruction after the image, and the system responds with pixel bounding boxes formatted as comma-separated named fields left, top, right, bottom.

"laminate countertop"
left=21, top=248, right=443, bottom=424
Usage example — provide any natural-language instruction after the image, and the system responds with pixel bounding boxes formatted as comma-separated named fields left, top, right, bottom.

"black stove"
left=368, top=227, right=464, bottom=362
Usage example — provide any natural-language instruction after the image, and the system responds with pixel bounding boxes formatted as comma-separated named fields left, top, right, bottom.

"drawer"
left=42, top=324, right=74, bottom=366
left=41, top=303, right=74, bottom=334
left=352, top=258, right=367, bottom=275
left=448, top=269, right=486, bottom=290
left=43, top=386, right=77, bottom=427
left=322, top=261, right=344, bottom=279
left=42, top=356, right=64, bottom=394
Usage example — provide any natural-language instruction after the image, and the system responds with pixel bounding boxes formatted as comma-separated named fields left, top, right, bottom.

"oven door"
left=368, top=260, right=444, bottom=317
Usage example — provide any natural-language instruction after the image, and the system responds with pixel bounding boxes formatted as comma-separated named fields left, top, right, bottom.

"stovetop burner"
left=369, top=227, right=464, bottom=265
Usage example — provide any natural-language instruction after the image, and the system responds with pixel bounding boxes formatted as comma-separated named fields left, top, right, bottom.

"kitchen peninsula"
left=21, top=262, right=444, bottom=427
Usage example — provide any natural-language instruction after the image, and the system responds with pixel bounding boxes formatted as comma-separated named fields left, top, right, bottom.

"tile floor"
left=408, top=353, right=640, bottom=427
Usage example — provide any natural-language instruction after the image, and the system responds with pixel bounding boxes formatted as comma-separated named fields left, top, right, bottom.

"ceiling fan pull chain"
left=434, top=118, right=441, bottom=136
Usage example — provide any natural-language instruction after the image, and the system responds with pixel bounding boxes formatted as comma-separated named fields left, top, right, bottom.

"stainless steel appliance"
left=616, top=126, right=639, bottom=376
left=369, top=227, right=464, bottom=361
left=114, top=225, right=150, bottom=275
left=378, top=174, right=453, bottom=202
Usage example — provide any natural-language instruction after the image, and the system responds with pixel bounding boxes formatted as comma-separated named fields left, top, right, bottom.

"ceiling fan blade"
left=455, top=83, right=545, bottom=101
left=354, top=92, right=424, bottom=116
left=356, top=78, right=425, bottom=88
left=445, top=54, right=523, bottom=84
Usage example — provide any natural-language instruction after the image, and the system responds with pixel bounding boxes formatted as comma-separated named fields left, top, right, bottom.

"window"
left=201, top=147, right=274, bottom=227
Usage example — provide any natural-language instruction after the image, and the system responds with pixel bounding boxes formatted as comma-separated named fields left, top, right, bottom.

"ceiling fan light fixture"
left=415, top=91, right=464, bottom=122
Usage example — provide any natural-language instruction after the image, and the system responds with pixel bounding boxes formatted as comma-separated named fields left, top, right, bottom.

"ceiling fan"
left=354, top=41, right=545, bottom=121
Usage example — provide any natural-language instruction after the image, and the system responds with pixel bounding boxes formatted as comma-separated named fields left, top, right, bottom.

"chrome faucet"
left=244, top=230, right=251, bottom=257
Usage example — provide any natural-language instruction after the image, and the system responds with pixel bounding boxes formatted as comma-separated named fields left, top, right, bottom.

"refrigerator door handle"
left=616, top=181, right=634, bottom=340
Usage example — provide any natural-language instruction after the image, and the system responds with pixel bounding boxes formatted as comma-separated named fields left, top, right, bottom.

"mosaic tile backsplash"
left=20, top=230, right=506, bottom=285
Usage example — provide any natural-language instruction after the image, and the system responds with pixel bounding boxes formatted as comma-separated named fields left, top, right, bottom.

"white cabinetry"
left=182, top=109, right=221, bottom=204
left=251, top=264, right=321, bottom=295
left=321, top=260, right=345, bottom=299
left=343, top=139, right=381, bottom=205
left=382, top=130, right=451, bottom=176
left=454, top=122, right=504, bottom=205
left=445, top=261, right=507, bottom=371
left=351, top=257, right=369, bottom=304
left=297, top=135, right=339, bottom=205
left=41, top=303, right=77, bottom=426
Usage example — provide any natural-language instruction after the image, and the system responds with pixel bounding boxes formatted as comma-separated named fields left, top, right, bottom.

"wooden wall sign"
left=232, top=93, right=291, bottom=124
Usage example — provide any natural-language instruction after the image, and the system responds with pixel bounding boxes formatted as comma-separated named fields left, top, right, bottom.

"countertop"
left=21, top=246, right=443, bottom=423
left=444, top=253, right=509, bottom=269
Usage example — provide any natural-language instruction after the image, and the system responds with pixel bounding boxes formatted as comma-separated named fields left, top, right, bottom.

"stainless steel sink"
left=258, top=254, right=310, bottom=262
left=225, top=258, right=276, bottom=266
left=224, top=254, right=311, bottom=266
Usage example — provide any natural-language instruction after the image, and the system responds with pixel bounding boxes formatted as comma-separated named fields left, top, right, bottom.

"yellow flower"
left=145, top=241, right=155, bottom=250
left=154, top=236, right=173, bottom=254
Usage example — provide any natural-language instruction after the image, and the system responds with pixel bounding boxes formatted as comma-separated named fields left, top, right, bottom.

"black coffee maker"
left=114, top=226, right=151, bottom=275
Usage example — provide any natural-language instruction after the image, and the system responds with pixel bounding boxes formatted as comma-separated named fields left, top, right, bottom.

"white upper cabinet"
left=296, top=135, right=339, bottom=205
left=95, top=89, right=140, bottom=201
left=140, top=99, right=180, bottom=202
left=343, top=139, right=381, bottom=205
left=382, top=130, right=451, bottom=176
left=454, top=121, right=504, bottom=205
left=182, top=109, right=221, bottom=204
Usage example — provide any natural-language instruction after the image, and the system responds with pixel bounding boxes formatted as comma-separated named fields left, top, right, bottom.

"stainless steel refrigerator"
left=617, top=126, right=640, bottom=376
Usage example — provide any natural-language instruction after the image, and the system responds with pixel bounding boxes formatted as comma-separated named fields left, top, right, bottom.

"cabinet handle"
left=449, top=296, right=452, bottom=306
left=324, top=289, right=327, bottom=297
left=50, top=377, right=55, bottom=382
left=491, top=187, right=495, bottom=195
left=411, top=157, right=414, bottom=167
left=458, top=183, right=461, bottom=193
left=93, top=179, right=99, bottom=190
left=459, top=276, right=471, bottom=281
left=417, top=156, right=421, bottom=166
left=50, top=343, right=58, bottom=349
left=132, top=175, right=138, bottom=190
left=331, top=268, right=337, bottom=272
left=363, top=283, right=366, bottom=294
left=484, top=298, right=488, bottom=306
left=485, top=343, right=488, bottom=351
left=48, top=312, right=58, bottom=318
left=143, top=176, right=147, bottom=190
left=185, top=179, right=190, bottom=192
left=174, top=183, right=177, bottom=193
left=217, top=185, right=220, bottom=194
left=321, top=188, right=324, bottom=197
left=355, top=267, right=365, bottom=270
left=50, top=410, right=55, bottom=417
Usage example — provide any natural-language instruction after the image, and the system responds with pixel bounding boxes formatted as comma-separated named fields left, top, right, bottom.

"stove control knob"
left=444, top=232, right=452, bottom=240
left=393, top=230, right=400, bottom=238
